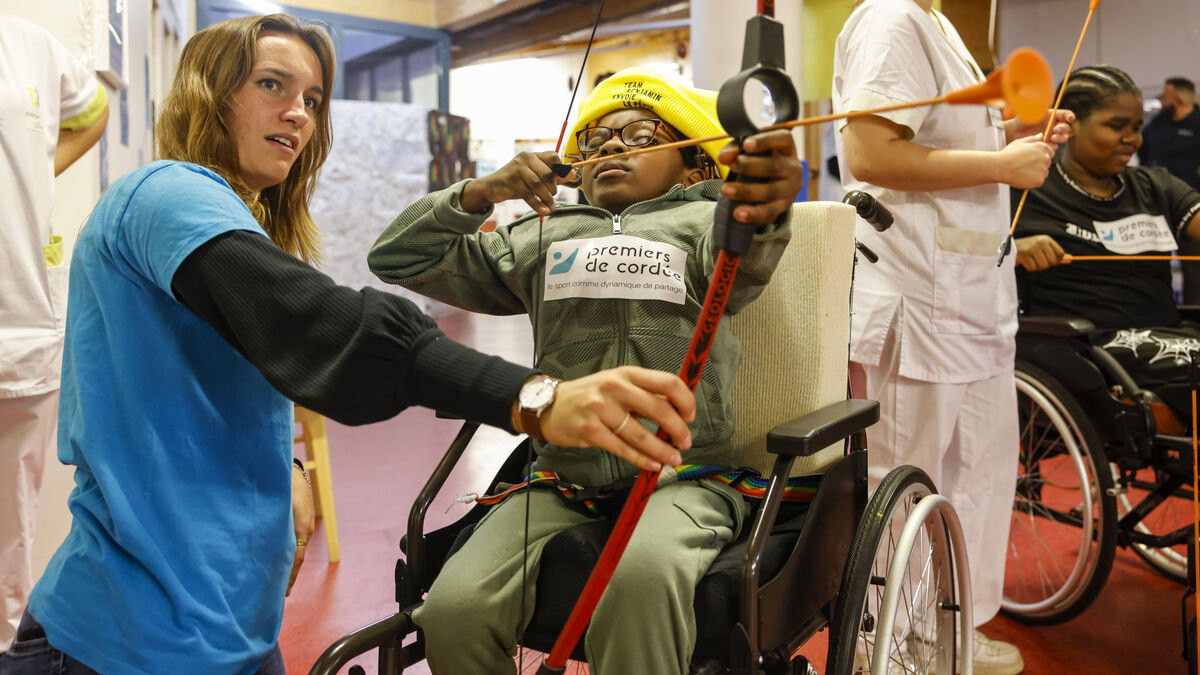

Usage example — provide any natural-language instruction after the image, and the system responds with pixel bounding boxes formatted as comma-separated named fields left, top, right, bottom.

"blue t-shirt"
left=29, top=161, right=295, bottom=674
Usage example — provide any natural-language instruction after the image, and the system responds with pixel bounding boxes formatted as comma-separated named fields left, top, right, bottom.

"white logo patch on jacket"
left=543, top=235, right=687, bottom=304
left=1092, top=213, right=1175, bottom=255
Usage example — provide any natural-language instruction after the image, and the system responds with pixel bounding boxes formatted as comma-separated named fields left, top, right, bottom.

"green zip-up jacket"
left=369, top=179, right=791, bottom=487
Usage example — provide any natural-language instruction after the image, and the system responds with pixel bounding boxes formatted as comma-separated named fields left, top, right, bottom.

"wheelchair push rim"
left=872, top=493, right=972, bottom=675
left=830, top=465, right=968, bottom=675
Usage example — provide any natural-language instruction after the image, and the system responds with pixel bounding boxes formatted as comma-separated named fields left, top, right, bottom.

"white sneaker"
left=971, top=630, right=1024, bottom=675
left=868, top=629, right=1022, bottom=675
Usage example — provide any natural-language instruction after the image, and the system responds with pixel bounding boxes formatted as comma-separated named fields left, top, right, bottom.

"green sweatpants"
left=413, top=479, right=747, bottom=675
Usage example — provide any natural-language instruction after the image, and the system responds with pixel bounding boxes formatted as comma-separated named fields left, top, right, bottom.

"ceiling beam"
left=448, top=0, right=680, bottom=67
left=437, top=0, right=547, bottom=32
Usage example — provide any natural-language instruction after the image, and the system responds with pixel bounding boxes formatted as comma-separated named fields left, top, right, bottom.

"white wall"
left=999, top=0, right=1200, bottom=94
left=449, top=54, right=582, bottom=157
left=691, top=0, right=804, bottom=155
left=691, top=0, right=803, bottom=95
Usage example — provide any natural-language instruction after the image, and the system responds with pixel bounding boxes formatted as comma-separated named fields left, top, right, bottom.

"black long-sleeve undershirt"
left=170, top=230, right=535, bottom=428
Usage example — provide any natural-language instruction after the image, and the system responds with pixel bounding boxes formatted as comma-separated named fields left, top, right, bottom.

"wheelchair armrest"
left=1178, top=305, right=1200, bottom=323
left=406, top=421, right=481, bottom=592
left=1018, top=315, right=1096, bottom=337
left=766, top=399, right=880, bottom=457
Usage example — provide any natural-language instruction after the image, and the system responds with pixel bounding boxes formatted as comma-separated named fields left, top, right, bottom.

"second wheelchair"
left=1004, top=315, right=1196, bottom=625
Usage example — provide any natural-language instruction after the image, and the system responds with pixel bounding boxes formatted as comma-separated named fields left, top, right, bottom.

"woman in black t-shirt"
left=1015, top=65, right=1200, bottom=420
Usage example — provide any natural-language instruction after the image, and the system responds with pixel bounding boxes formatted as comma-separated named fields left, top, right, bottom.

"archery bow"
left=536, top=2, right=800, bottom=672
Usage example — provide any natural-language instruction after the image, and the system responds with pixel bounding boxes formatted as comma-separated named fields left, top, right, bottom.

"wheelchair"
left=1003, top=312, right=1199, bottom=627
left=310, top=200, right=973, bottom=675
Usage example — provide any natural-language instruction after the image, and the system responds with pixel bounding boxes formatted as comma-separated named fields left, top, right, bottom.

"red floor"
left=279, top=309, right=1185, bottom=674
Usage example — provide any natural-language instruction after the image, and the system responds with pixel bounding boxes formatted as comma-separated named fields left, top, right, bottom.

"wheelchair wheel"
left=1002, top=361, right=1117, bottom=624
left=829, top=465, right=967, bottom=675
left=1115, top=466, right=1190, bottom=584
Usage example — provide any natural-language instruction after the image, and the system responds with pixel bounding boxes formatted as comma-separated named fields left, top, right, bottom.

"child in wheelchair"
left=368, top=68, right=806, bottom=674
left=1014, top=64, right=1200, bottom=426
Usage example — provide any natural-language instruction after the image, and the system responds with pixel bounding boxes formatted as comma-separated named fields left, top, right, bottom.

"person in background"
left=0, top=13, right=108, bottom=655
left=1140, top=77, right=1200, bottom=189
left=0, top=15, right=695, bottom=675
left=1016, top=65, right=1200, bottom=423
left=1138, top=77, right=1200, bottom=302
left=833, top=0, right=1071, bottom=672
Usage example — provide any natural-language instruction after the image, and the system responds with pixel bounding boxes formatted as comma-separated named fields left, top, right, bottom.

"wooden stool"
left=293, top=405, right=341, bottom=562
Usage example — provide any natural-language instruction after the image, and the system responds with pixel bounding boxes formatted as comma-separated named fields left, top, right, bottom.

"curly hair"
left=1056, top=65, right=1141, bottom=122
left=155, top=14, right=335, bottom=263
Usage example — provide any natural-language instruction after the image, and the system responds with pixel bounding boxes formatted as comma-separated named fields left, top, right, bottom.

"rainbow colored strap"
left=675, top=465, right=821, bottom=501
left=475, top=471, right=603, bottom=514
left=472, top=465, right=820, bottom=513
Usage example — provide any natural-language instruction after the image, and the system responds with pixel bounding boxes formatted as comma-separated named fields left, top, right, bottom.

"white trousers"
left=0, top=391, right=58, bottom=650
left=856, top=340, right=1018, bottom=626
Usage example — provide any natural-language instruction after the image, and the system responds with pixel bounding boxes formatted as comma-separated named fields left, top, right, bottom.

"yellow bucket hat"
left=565, top=67, right=729, bottom=178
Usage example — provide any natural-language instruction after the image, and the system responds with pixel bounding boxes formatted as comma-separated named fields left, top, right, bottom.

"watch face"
left=520, top=378, right=556, bottom=410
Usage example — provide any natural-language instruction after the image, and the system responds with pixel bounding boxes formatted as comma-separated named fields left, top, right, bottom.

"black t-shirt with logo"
left=1014, top=163, right=1200, bottom=328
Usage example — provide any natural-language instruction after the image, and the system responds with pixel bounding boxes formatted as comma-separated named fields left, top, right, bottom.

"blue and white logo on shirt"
left=544, top=235, right=688, bottom=304
left=549, top=248, right=580, bottom=274
left=1091, top=213, right=1175, bottom=255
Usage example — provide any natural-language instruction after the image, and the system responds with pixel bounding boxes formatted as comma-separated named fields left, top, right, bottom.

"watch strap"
left=520, top=407, right=545, bottom=440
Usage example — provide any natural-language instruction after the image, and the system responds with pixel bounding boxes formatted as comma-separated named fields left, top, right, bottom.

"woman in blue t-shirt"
left=1015, top=65, right=1200, bottom=421
left=0, top=15, right=700, bottom=675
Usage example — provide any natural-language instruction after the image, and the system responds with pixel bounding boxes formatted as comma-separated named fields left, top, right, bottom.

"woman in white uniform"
left=832, top=1, right=1071, bottom=673
left=0, top=14, right=107, bottom=652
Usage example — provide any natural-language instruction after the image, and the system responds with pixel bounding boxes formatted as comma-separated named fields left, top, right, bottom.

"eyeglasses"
left=575, top=119, right=667, bottom=157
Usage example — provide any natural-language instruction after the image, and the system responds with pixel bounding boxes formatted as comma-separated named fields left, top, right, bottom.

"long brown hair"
left=155, top=14, right=334, bottom=263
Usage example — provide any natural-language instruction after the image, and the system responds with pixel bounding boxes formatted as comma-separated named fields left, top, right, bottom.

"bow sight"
left=713, top=11, right=800, bottom=255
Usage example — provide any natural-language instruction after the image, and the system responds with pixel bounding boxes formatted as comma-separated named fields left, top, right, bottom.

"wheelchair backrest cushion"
left=728, top=202, right=857, bottom=476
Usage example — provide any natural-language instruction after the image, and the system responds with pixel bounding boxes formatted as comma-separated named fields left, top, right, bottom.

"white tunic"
left=832, top=0, right=1017, bottom=384
left=0, top=15, right=99, bottom=398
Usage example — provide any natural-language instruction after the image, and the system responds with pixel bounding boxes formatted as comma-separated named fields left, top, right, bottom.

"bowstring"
left=516, top=0, right=606, bottom=667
